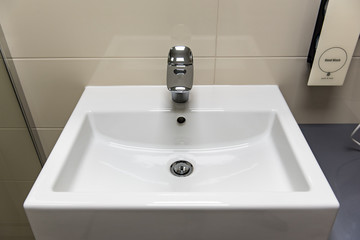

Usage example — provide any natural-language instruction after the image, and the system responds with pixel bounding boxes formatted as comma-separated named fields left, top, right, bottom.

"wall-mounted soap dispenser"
left=307, top=0, right=360, bottom=86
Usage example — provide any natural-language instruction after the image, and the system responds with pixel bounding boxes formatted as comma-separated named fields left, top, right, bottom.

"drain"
left=170, top=160, right=193, bottom=177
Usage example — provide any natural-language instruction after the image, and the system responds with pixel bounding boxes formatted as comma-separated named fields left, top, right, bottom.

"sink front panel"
left=26, top=208, right=337, bottom=240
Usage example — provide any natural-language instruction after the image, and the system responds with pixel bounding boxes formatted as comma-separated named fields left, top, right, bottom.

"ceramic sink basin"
left=24, top=85, right=338, bottom=240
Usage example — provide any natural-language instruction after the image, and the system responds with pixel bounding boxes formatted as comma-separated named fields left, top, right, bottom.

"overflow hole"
left=177, top=116, right=186, bottom=124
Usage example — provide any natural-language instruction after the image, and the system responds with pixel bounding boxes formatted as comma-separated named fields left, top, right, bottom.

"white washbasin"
left=24, top=85, right=338, bottom=240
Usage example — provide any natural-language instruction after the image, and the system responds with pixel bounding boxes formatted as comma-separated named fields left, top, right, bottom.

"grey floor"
left=300, top=124, right=360, bottom=240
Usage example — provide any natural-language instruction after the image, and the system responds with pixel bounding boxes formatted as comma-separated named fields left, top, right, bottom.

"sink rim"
left=24, top=85, right=339, bottom=210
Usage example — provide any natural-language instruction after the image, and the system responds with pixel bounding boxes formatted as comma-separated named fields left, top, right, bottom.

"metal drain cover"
left=170, top=160, right=193, bottom=177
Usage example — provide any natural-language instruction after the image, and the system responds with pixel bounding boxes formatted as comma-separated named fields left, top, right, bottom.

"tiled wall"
left=0, top=55, right=40, bottom=239
left=0, top=0, right=360, bottom=157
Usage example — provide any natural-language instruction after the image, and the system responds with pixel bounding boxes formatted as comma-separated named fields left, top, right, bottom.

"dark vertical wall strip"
left=307, top=0, right=329, bottom=66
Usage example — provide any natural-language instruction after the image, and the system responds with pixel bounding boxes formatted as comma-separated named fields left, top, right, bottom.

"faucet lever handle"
left=168, top=46, right=193, bottom=66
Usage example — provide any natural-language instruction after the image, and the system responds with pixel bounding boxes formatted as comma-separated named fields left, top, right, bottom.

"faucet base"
left=171, top=91, right=189, bottom=103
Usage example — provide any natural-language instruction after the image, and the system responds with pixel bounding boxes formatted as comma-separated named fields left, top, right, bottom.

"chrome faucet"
left=167, top=46, right=193, bottom=103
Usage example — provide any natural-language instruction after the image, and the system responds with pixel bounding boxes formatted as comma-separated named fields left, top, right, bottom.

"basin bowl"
left=24, top=86, right=338, bottom=240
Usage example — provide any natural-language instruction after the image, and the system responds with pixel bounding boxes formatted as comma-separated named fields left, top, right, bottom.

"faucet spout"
left=167, top=46, right=193, bottom=103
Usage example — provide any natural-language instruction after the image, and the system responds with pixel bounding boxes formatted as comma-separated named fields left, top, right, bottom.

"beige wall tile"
left=215, top=57, right=360, bottom=123
left=292, top=58, right=360, bottom=123
left=215, top=57, right=308, bottom=114
left=0, top=181, right=35, bottom=239
left=0, top=129, right=41, bottom=181
left=37, top=129, right=62, bottom=158
left=0, top=56, right=26, bottom=128
left=14, top=58, right=215, bottom=128
left=0, top=224, right=35, bottom=240
left=14, top=59, right=102, bottom=128
left=0, top=181, right=34, bottom=224
left=217, top=0, right=320, bottom=57
left=345, top=57, right=360, bottom=120
left=0, top=0, right=359, bottom=155
left=0, top=0, right=218, bottom=58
